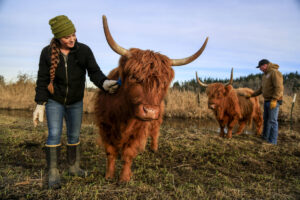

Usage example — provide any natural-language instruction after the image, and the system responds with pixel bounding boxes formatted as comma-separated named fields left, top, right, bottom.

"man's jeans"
left=262, top=101, right=280, bottom=144
left=46, top=99, right=83, bottom=145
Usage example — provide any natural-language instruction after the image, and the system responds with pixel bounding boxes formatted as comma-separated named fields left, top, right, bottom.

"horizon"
left=2, top=70, right=299, bottom=86
left=0, top=0, right=300, bottom=87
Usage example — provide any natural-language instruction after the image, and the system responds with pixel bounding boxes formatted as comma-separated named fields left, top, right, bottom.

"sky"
left=0, top=0, right=300, bottom=87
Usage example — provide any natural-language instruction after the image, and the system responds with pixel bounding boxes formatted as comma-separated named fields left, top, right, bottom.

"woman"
left=33, top=15, right=119, bottom=189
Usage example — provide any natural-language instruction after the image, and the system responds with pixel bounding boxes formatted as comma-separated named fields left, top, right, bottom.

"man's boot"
left=46, top=145, right=61, bottom=189
left=67, top=144, right=87, bottom=177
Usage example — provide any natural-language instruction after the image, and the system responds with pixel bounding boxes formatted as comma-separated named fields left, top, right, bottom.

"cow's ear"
left=224, top=85, right=233, bottom=94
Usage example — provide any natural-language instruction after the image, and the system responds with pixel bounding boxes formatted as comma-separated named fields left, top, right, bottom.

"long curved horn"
left=172, top=37, right=209, bottom=66
left=225, top=68, right=233, bottom=86
left=102, top=15, right=128, bottom=56
left=196, top=72, right=208, bottom=87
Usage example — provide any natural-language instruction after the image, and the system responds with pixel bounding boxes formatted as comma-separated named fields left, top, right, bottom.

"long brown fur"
left=236, top=88, right=263, bottom=135
left=95, top=48, right=174, bottom=182
left=205, top=84, right=262, bottom=138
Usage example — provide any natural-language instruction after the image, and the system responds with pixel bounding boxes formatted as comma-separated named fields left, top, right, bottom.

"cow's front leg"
left=227, top=117, right=239, bottom=138
left=120, top=148, right=137, bottom=182
left=150, top=133, right=159, bottom=152
left=120, top=138, right=143, bottom=182
left=236, top=120, right=246, bottom=135
left=219, top=126, right=225, bottom=137
left=218, top=121, right=225, bottom=137
left=149, top=105, right=163, bottom=152
left=105, top=145, right=117, bottom=180
left=120, top=156, right=133, bottom=182
left=254, top=114, right=263, bottom=136
left=149, top=124, right=160, bottom=152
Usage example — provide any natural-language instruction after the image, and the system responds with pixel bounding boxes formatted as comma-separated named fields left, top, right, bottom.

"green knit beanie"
left=49, top=15, right=76, bottom=39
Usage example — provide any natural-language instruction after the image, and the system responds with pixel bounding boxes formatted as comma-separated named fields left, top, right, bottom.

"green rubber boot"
left=46, top=146, right=61, bottom=189
left=67, top=144, right=87, bottom=177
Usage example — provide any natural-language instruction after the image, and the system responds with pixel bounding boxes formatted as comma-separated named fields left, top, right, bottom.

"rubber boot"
left=67, top=144, right=87, bottom=177
left=46, top=146, right=61, bottom=189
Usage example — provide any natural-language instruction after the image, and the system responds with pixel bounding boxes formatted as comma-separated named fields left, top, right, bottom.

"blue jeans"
left=45, top=99, right=83, bottom=146
left=262, top=101, right=280, bottom=144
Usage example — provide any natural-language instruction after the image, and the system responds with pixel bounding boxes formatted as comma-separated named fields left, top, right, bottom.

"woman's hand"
left=33, top=104, right=45, bottom=127
left=102, top=79, right=120, bottom=94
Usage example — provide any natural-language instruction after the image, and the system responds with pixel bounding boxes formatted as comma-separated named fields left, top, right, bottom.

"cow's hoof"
left=150, top=146, right=158, bottom=153
left=150, top=141, right=158, bottom=152
left=119, top=176, right=131, bottom=183
left=105, top=177, right=114, bottom=181
left=119, top=171, right=132, bottom=182
left=105, top=173, right=115, bottom=180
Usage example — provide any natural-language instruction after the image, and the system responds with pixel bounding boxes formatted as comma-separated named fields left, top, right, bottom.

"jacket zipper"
left=63, top=55, right=69, bottom=104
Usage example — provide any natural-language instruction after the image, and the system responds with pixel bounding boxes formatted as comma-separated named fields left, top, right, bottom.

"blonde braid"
left=48, top=38, right=60, bottom=94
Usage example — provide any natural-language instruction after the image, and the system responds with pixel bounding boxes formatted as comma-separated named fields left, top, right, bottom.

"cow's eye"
left=136, top=79, right=143, bottom=83
left=129, top=76, right=136, bottom=82
left=129, top=75, right=143, bottom=83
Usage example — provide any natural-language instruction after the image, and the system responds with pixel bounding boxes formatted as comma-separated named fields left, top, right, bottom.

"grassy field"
left=0, top=114, right=300, bottom=199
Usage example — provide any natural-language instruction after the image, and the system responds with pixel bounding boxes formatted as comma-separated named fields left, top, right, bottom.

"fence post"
left=290, top=93, right=297, bottom=131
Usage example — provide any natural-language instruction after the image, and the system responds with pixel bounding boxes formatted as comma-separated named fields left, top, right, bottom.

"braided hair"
left=47, top=38, right=60, bottom=94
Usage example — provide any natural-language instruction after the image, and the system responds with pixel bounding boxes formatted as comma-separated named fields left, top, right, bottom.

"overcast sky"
left=0, top=0, right=300, bottom=86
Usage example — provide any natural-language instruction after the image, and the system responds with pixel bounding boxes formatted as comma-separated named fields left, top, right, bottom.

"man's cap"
left=256, top=59, right=270, bottom=68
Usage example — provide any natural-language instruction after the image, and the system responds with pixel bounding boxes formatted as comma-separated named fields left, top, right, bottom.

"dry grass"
left=0, top=79, right=98, bottom=113
left=82, top=90, right=97, bottom=113
left=279, top=94, right=300, bottom=121
left=0, top=80, right=36, bottom=110
left=0, top=79, right=299, bottom=121
left=164, top=89, right=214, bottom=119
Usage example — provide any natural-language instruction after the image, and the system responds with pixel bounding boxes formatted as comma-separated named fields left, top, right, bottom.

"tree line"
left=1, top=71, right=299, bottom=95
left=172, top=71, right=300, bottom=95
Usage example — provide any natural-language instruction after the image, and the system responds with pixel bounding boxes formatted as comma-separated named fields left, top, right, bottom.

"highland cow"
left=196, top=69, right=263, bottom=138
left=95, top=15, right=208, bottom=182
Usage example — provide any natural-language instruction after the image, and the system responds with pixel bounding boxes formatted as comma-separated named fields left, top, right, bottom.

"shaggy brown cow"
left=196, top=69, right=263, bottom=138
left=95, top=15, right=208, bottom=182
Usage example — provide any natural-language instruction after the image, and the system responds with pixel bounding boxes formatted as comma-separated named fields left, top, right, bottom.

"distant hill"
left=172, top=71, right=300, bottom=95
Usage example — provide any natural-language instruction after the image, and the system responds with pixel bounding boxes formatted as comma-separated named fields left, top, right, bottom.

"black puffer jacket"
left=35, top=41, right=107, bottom=105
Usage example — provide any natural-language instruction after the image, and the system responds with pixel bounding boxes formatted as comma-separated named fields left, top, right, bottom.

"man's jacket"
left=252, top=62, right=284, bottom=101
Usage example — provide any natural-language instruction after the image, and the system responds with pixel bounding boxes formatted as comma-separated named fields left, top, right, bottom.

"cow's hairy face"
left=119, top=49, right=174, bottom=120
left=206, top=83, right=227, bottom=110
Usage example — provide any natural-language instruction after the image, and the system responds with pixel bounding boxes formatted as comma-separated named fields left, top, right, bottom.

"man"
left=249, top=59, right=284, bottom=144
